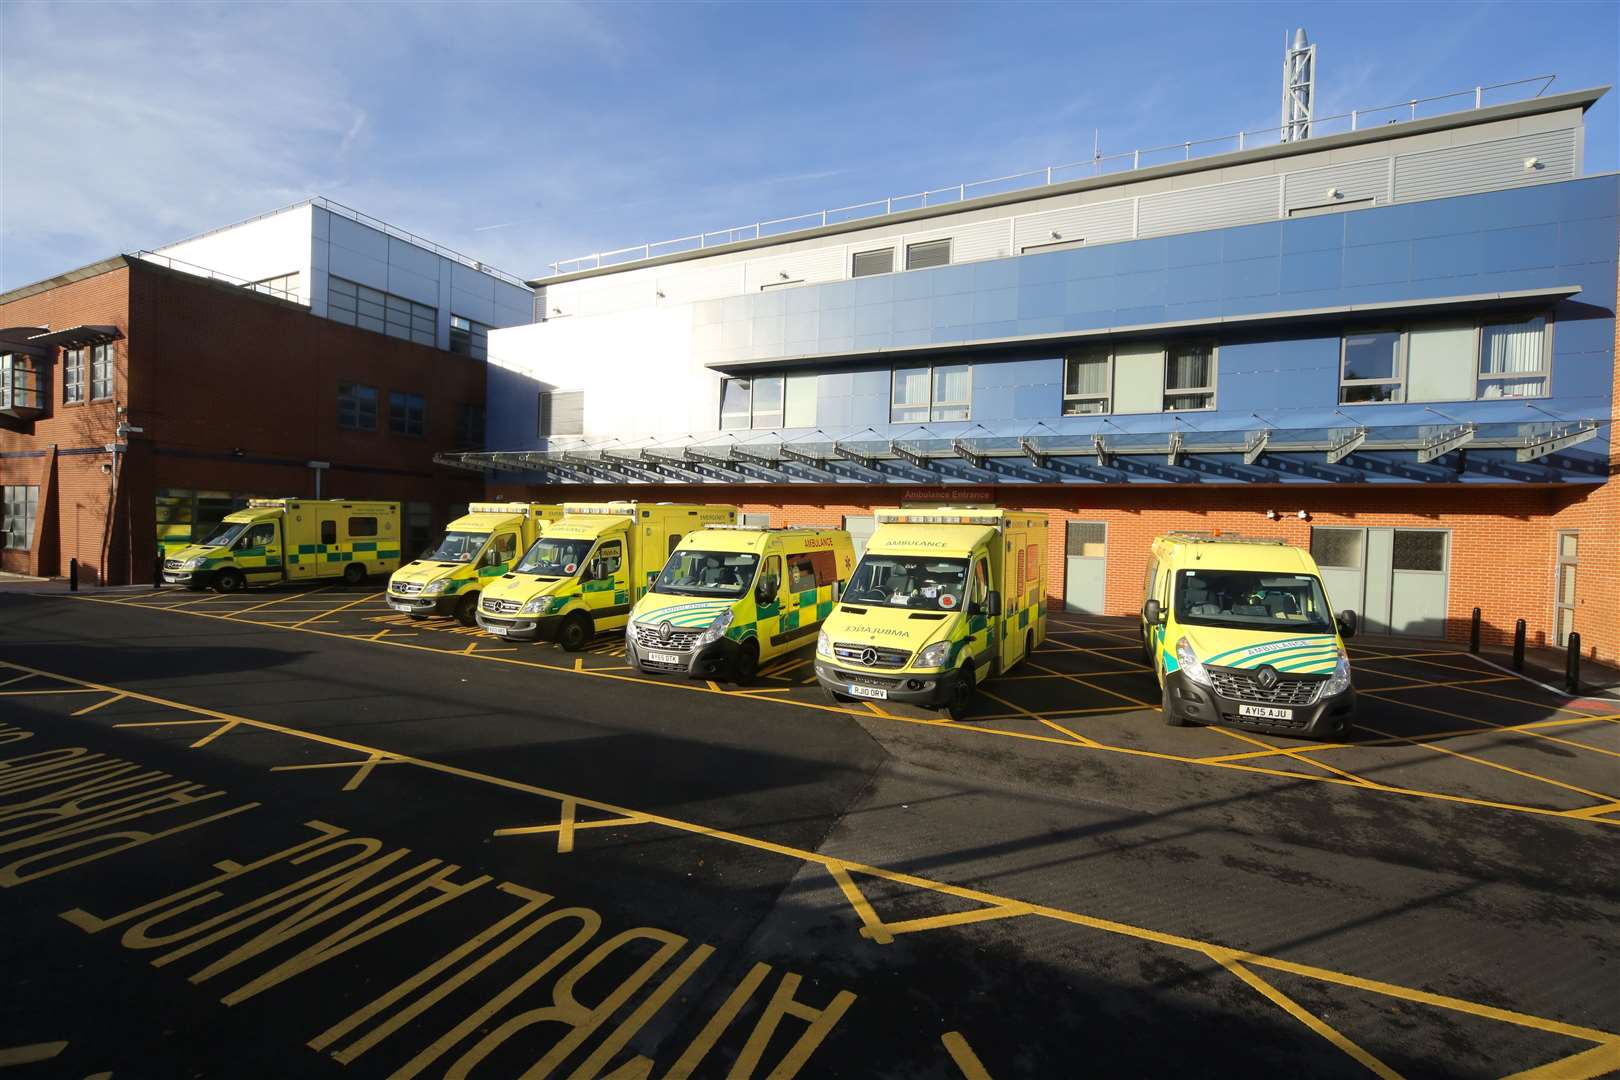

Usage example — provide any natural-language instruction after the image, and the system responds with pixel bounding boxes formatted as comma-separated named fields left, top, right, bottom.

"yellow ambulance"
left=1141, top=532, right=1357, bottom=737
left=475, top=502, right=737, bottom=649
left=161, top=498, right=400, bottom=592
left=386, top=502, right=563, bottom=624
left=625, top=525, right=855, bottom=684
left=814, top=507, right=1047, bottom=720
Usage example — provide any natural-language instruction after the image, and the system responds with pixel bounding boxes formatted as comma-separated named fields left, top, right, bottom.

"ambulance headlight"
left=696, top=608, right=733, bottom=647
left=521, top=596, right=553, bottom=615
left=422, top=580, right=449, bottom=596
left=817, top=629, right=831, bottom=656
left=915, top=640, right=952, bottom=670
left=1321, top=650, right=1353, bottom=697
left=1176, top=637, right=1210, bottom=686
left=181, top=557, right=205, bottom=570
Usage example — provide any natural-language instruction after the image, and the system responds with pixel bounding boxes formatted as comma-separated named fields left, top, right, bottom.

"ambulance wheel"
left=942, top=662, right=975, bottom=722
left=407, top=614, right=428, bottom=622
left=1020, top=630, right=1035, bottom=669
left=557, top=612, right=592, bottom=652
left=213, top=569, right=245, bottom=594
left=732, top=640, right=760, bottom=686
left=454, top=593, right=478, bottom=627
left=1162, top=681, right=1190, bottom=727
left=343, top=563, right=367, bottom=585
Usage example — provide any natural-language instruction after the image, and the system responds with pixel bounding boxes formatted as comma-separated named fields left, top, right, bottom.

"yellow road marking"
left=1357, top=718, right=1620, bottom=805
left=291, top=591, right=382, bottom=629
left=0, top=1042, right=68, bottom=1066
left=0, top=687, right=102, bottom=696
left=8, top=656, right=1620, bottom=1060
left=271, top=751, right=404, bottom=792
left=1207, top=725, right=1371, bottom=785
left=978, top=688, right=1101, bottom=747
left=223, top=584, right=335, bottom=618
left=941, top=1031, right=993, bottom=1080
left=58, top=597, right=1620, bottom=828
left=69, top=692, right=128, bottom=717
left=0, top=672, right=38, bottom=689
left=1497, top=1038, right=1620, bottom=1079
left=1562, top=801, right=1620, bottom=821
left=1026, top=662, right=1155, bottom=709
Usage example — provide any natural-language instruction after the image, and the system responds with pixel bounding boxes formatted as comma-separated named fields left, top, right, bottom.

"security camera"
left=1297, top=509, right=1311, bottom=521
left=1265, top=509, right=1280, bottom=520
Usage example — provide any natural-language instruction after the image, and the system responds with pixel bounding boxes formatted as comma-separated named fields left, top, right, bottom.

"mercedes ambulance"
left=1141, top=532, right=1357, bottom=737
left=814, top=507, right=1047, bottom=720
left=386, top=502, right=563, bottom=625
left=161, top=499, right=401, bottom=592
left=474, top=502, right=737, bottom=649
left=625, top=525, right=855, bottom=684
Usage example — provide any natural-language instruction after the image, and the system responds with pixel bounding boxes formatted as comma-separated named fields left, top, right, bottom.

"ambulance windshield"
left=516, top=537, right=594, bottom=578
left=653, top=550, right=760, bottom=598
left=1173, top=570, right=1334, bottom=633
left=199, top=522, right=248, bottom=548
left=427, top=531, right=488, bottom=563
left=844, top=555, right=970, bottom=611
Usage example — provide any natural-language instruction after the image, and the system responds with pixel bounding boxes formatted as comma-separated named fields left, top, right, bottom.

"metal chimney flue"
left=1282, top=28, right=1316, bottom=143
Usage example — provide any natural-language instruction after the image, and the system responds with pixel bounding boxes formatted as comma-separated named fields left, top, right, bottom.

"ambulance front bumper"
left=813, top=658, right=964, bottom=707
left=474, top=611, right=561, bottom=641
left=1165, top=669, right=1355, bottom=738
left=386, top=590, right=458, bottom=616
left=624, top=635, right=738, bottom=678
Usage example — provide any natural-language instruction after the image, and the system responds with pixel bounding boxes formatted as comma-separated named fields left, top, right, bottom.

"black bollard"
left=1566, top=632, right=1581, bottom=695
left=1469, top=607, right=1481, bottom=654
left=69, top=558, right=78, bottom=592
left=153, top=554, right=163, bottom=589
left=1512, top=618, right=1526, bottom=672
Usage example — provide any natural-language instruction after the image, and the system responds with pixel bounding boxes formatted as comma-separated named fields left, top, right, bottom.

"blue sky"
left=2, top=0, right=1615, bottom=291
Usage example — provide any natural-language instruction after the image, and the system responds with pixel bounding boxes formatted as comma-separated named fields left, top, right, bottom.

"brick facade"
left=2, top=259, right=485, bottom=584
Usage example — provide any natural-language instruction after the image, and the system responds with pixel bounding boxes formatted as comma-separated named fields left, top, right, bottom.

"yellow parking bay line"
left=12, top=654, right=1617, bottom=1077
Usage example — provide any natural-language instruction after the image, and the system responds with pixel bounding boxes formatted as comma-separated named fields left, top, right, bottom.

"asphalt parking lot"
left=1, top=582, right=1617, bottom=1078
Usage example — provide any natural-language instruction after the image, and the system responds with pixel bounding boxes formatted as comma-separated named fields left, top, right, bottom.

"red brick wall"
left=2, top=260, right=486, bottom=583
left=492, top=480, right=1616, bottom=664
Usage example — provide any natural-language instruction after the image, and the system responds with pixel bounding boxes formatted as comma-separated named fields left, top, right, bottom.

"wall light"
left=1050, top=230, right=1062, bottom=240
left=1524, top=156, right=1541, bottom=170
left=1297, top=509, right=1312, bottom=521
left=1265, top=509, right=1280, bottom=521
left=1326, top=187, right=1341, bottom=200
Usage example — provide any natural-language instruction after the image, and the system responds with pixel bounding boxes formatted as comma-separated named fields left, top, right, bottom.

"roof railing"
left=543, top=75, right=1558, bottom=278
left=154, top=196, right=531, bottom=291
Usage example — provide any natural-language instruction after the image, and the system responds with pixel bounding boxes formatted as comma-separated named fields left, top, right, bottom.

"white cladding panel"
left=744, top=248, right=846, bottom=292
left=1283, top=158, right=1391, bottom=213
left=155, top=205, right=314, bottom=298
left=1137, top=176, right=1280, bottom=238
left=654, top=262, right=747, bottom=307
left=1393, top=129, right=1576, bottom=202
left=1013, top=199, right=1136, bottom=251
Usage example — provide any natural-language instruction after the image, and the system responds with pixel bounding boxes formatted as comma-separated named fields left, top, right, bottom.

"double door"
left=1310, top=527, right=1450, bottom=637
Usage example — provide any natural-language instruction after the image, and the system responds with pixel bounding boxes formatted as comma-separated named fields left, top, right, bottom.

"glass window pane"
left=852, top=249, right=894, bottom=277
left=1063, top=398, right=1107, bottom=416
left=1341, top=382, right=1402, bottom=404
left=783, top=375, right=817, bottom=428
left=1480, top=316, right=1545, bottom=375
left=1559, top=533, right=1578, bottom=560
left=892, top=367, right=930, bottom=407
left=891, top=405, right=929, bottom=424
left=1066, top=349, right=1109, bottom=396
left=1477, top=376, right=1545, bottom=399
left=1166, top=344, right=1212, bottom=390
left=751, top=376, right=783, bottom=422
left=1310, top=528, right=1363, bottom=569
left=720, top=379, right=751, bottom=430
left=933, top=364, right=970, bottom=404
left=1392, top=530, right=1445, bottom=572
left=1343, top=331, right=1400, bottom=382
left=905, top=239, right=951, bottom=270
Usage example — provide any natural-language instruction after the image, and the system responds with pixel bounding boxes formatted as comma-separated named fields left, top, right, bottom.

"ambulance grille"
left=1208, top=667, right=1322, bottom=706
left=633, top=624, right=702, bottom=650
left=163, top=559, right=182, bottom=571
left=391, top=581, right=424, bottom=595
left=832, top=642, right=911, bottom=669
left=482, top=598, right=522, bottom=616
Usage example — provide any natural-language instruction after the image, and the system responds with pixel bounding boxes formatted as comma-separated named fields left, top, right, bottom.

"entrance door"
left=1555, top=532, right=1578, bottom=647
left=1310, top=526, right=1450, bottom=637
left=1063, top=521, right=1106, bottom=614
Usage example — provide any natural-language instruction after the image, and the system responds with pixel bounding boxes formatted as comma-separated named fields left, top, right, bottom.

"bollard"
left=1512, top=618, right=1526, bottom=672
left=1566, top=632, right=1581, bottom=694
left=69, top=558, right=78, bottom=592
left=1469, top=607, right=1481, bottom=654
left=153, top=554, right=163, bottom=589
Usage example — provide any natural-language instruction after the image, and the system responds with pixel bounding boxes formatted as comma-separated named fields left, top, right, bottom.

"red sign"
left=899, top=487, right=995, bottom=505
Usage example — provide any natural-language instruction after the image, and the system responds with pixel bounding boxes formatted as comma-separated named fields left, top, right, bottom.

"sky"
left=2, top=0, right=1616, bottom=292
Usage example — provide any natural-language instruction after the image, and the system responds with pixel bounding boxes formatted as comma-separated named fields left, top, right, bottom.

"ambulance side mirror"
left=1337, top=609, right=1358, bottom=639
left=1143, top=599, right=1164, bottom=625
left=985, top=591, right=1002, bottom=618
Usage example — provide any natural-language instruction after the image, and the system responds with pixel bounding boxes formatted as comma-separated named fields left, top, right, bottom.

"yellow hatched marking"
left=0, top=1041, right=69, bottom=1066
left=1357, top=719, right=1620, bottom=804
left=1036, top=636, right=1152, bottom=670
left=69, top=692, right=128, bottom=717
left=224, top=584, right=335, bottom=618
left=291, top=591, right=382, bottom=629
left=825, top=864, right=894, bottom=944
left=941, top=1032, right=993, bottom=1080
left=493, top=801, right=651, bottom=854
left=0, top=672, right=37, bottom=689
left=0, top=687, right=101, bottom=696
left=1210, top=950, right=1404, bottom=1080
left=1207, top=725, right=1371, bottom=785
left=1560, top=801, right=1620, bottom=821
left=978, top=688, right=1100, bottom=747
left=270, top=751, right=404, bottom=792
left=1025, top=662, right=1155, bottom=708
left=1497, top=1040, right=1620, bottom=1079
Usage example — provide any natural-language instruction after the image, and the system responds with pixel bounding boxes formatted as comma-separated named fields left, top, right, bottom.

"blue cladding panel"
left=688, top=176, right=1614, bottom=455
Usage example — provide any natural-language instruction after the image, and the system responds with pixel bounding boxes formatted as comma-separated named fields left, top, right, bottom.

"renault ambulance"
left=386, top=502, right=563, bottom=625
left=814, top=507, right=1047, bottom=720
left=1141, top=532, right=1357, bottom=737
left=475, top=502, right=737, bottom=649
left=161, top=499, right=401, bottom=592
left=625, top=525, right=855, bottom=684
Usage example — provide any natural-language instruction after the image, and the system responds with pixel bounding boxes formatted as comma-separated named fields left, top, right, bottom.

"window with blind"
left=1338, top=313, right=1550, bottom=404
left=1478, top=316, right=1549, bottom=398
left=1063, top=346, right=1112, bottom=415
left=1164, top=343, right=1215, bottom=411
left=851, top=249, right=894, bottom=278
left=538, top=390, right=584, bottom=437
left=719, top=374, right=815, bottom=430
left=891, top=363, right=971, bottom=423
left=905, top=239, right=952, bottom=270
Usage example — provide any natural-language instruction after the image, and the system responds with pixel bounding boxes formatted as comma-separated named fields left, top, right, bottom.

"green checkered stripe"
left=287, top=541, right=401, bottom=565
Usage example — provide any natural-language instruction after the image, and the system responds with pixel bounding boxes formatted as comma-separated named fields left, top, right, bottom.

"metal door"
left=1310, top=525, right=1449, bottom=638
left=1555, top=532, right=1578, bottom=647
left=1310, top=527, right=1366, bottom=626
left=1063, top=521, right=1107, bottom=614
left=1388, top=529, right=1449, bottom=637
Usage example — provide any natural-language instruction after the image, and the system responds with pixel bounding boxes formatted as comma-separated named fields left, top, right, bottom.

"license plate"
left=848, top=684, right=888, bottom=700
left=388, top=601, right=413, bottom=612
left=1238, top=704, right=1292, bottom=721
left=648, top=651, right=680, bottom=665
left=486, top=625, right=508, bottom=636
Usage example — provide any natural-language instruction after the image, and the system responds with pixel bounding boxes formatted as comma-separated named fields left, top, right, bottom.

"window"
left=2, top=485, right=39, bottom=550
left=484, top=532, right=517, bottom=569
left=389, top=392, right=425, bottom=437
left=719, top=375, right=814, bottom=430
left=1479, top=316, right=1549, bottom=399
left=1392, top=530, right=1446, bottom=572
left=320, top=520, right=337, bottom=545
left=246, top=272, right=300, bottom=302
left=349, top=516, right=379, bottom=538
left=750, top=377, right=785, bottom=428
left=243, top=523, right=277, bottom=549
left=891, top=363, right=971, bottom=423
left=450, top=315, right=489, bottom=360
left=63, top=347, right=84, bottom=404
left=806, top=550, right=839, bottom=587
left=0, top=354, right=45, bottom=413
left=539, top=390, right=584, bottom=437
left=338, top=383, right=378, bottom=431
left=1340, top=330, right=1403, bottom=403
left=1338, top=315, right=1551, bottom=404
left=90, top=342, right=115, bottom=400
left=456, top=404, right=485, bottom=449
left=591, top=539, right=623, bottom=579
left=327, top=276, right=437, bottom=346
left=1310, top=528, right=1364, bottom=569
left=789, top=557, right=818, bottom=594
left=720, top=378, right=752, bottom=430
left=1066, top=522, right=1106, bottom=558
left=758, top=555, right=782, bottom=599
left=1063, top=346, right=1111, bottom=415
left=405, top=501, right=432, bottom=557
left=905, top=238, right=951, bottom=270
left=1164, top=343, right=1215, bottom=411
left=851, top=249, right=894, bottom=278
